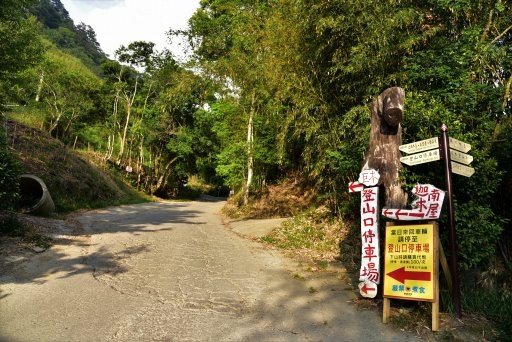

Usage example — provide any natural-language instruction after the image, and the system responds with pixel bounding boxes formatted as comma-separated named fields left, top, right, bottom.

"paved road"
left=0, top=201, right=411, bottom=341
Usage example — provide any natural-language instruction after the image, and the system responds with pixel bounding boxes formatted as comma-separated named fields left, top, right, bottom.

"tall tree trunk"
left=155, top=156, right=179, bottom=194
left=35, top=72, right=44, bottom=102
left=244, top=92, right=255, bottom=205
left=118, top=77, right=138, bottom=161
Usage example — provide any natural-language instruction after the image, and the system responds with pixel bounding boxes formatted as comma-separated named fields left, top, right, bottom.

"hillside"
left=30, top=0, right=108, bottom=73
left=5, top=119, right=148, bottom=213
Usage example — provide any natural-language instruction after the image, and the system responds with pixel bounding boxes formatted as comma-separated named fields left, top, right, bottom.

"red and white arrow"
left=407, top=212, right=426, bottom=218
left=348, top=181, right=364, bottom=193
left=381, top=208, right=428, bottom=221
left=358, top=280, right=378, bottom=298
left=382, top=208, right=409, bottom=220
left=360, top=283, right=376, bottom=294
left=394, top=209, right=408, bottom=220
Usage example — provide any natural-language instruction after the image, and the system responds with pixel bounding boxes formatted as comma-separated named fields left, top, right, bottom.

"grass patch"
left=315, top=259, right=329, bottom=270
left=441, top=287, right=512, bottom=338
left=0, top=212, right=26, bottom=236
left=5, top=105, right=46, bottom=130
left=259, top=207, right=346, bottom=264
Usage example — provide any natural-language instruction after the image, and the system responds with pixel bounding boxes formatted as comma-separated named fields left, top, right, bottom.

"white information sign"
left=399, top=138, right=439, bottom=154
left=450, top=149, right=473, bottom=165
left=451, top=161, right=475, bottom=177
left=382, top=184, right=445, bottom=221
left=449, top=137, right=471, bottom=153
left=358, top=169, right=380, bottom=187
left=400, top=149, right=440, bottom=166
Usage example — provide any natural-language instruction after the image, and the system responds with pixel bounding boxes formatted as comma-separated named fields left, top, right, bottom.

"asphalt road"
left=0, top=200, right=411, bottom=341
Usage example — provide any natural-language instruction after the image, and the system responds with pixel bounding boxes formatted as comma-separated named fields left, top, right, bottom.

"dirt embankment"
left=5, top=120, right=146, bottom=212
left=224, top=175, right=316, bottom=219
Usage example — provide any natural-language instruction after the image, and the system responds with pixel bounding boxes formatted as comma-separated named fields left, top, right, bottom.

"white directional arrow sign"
left=400, top=149, right=440, bottom=166
left=399, top=137, right=439, bottom=154
left=451, top=161, right=475, bottom=177
left=449, top=137, right=471, bottom=153
left=450, top=149, right=473, bottom=165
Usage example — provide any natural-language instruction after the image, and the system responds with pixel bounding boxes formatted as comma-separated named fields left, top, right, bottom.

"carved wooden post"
left=364, top=87, right=407, bottom=208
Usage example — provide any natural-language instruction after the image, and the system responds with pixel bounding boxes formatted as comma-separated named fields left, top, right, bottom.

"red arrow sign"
left=382, top=209, right=409, bottom=219
left=394, top=209, right=408, bottom=220
left=360, top=283, right=376, bottom=294
left=348, top=181, right=364, bottom=193
left=383, top=208, right=393, bottom=217
left=386, top=267, right=431, bottom=284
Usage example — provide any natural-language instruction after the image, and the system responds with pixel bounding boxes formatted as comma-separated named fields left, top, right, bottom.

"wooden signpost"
left=395, top=125, right=473, bottom=318
left=353, top=86, right=471, bottom=328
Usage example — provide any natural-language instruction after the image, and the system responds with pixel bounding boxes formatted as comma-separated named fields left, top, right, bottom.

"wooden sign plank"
left=451, top=161, right=475, bottom=177
left=450, top=149, right=473, bottom=165
left=400, top=149, right=440, bottom=166
left=449, top=137, right=471, bottom=153
left=399, top=137, right=439, bottom=154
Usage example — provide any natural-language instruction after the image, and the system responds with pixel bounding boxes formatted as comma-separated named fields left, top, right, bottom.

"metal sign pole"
left=440, top=124, right=462, bottom=318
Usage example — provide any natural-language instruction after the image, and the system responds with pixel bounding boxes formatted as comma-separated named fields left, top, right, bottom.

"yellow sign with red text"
left=383, top=224, right=436, bottom=302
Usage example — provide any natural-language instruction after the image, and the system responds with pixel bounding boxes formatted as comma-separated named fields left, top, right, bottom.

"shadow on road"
left=0, top=201, right=219, bottom=289
left=211, top=267, right=409, bottom=341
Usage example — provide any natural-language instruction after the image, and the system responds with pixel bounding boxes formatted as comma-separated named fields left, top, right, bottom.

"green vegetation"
left=261, top=208, right=342, bottom=253
left=178, top=0, right=512, bottom=276
left=0, top=131, right=21, bottom=211
left=440, top=287, right=512, bottom=338
left=460, top=288, right=512, bottom=337
left=1, top=0, right=511, bottom=333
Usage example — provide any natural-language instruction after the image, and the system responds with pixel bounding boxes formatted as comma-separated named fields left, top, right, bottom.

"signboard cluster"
left=348, top=128, right=473, bottom=323
left=399, top=136, right=474, bottom=178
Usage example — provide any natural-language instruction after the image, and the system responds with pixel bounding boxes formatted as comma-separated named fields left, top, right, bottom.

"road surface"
left=0, top=200, right=411, bottom=341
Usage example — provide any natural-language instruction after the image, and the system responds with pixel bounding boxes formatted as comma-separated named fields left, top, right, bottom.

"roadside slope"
left=5, top=119, right=148, bottom=212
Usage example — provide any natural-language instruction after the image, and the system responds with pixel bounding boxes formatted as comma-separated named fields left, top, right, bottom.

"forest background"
left=1, top=0, right=511, bottom=335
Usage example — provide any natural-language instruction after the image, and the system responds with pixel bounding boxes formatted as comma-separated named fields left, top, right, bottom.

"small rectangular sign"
left=450, top=149, right=473, bottom=165
left=449, top=137, right=471, bottom=153
left=399, top=138, right=439, bottom=154
left=400, top=149, right=440, bottom=166
left=451, top=161, right=475, bottom=177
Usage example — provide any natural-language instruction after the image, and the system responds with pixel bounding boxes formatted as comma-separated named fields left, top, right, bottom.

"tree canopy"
left=2, top=0, right=511, bottom=273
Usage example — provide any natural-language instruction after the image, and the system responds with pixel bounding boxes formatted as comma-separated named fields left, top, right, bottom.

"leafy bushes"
left=456, top=202, right=505, bottom=270
left=0, top=131, right=20, bottom=211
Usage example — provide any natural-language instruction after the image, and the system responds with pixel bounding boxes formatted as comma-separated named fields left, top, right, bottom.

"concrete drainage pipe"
left=19, top=174, right=55, bottom=216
